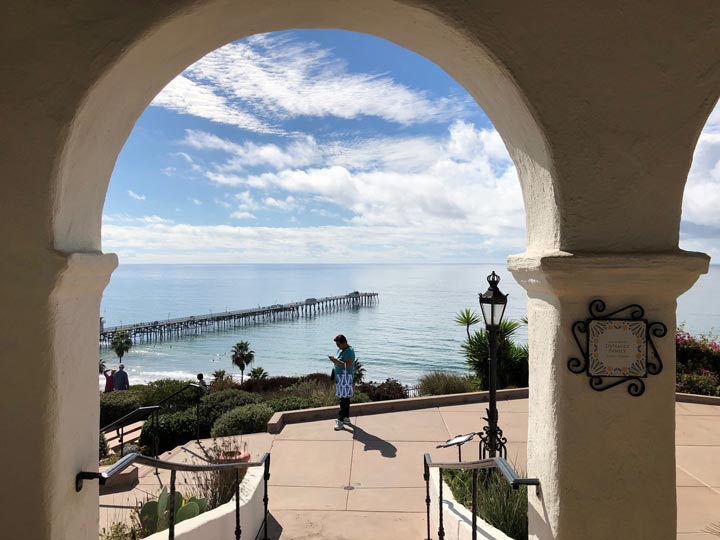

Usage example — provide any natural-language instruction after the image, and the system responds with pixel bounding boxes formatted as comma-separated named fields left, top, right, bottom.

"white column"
left=0, top=250, right=116, bottom=540
left=508, top=251, right=709, bottom=540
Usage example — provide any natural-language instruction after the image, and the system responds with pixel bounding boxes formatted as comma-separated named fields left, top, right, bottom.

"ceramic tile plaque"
left=588, top=320, right=647, bottom=377
left=568, top=300, right=665, bottom=396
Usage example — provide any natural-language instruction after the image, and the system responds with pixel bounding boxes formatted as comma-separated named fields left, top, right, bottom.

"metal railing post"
left=424, top=458, right=431, bottom=540
left=263, top=454, right=271, bottom=540
left=235, top=469, right=241, bottom=540
left=438, top=467, right=444, bottom=540
left=471, top=469, right=478, bottom=540
left=119, top=427, right=125, bottom=457
left=169, top=469, right=176, bottom=540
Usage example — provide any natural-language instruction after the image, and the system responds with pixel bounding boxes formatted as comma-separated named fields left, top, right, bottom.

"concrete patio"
left=100, top=397, right=720, bottom=539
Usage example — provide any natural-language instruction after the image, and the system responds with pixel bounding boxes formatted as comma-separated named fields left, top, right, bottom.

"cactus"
left=138, top=487, right=208, bottom=534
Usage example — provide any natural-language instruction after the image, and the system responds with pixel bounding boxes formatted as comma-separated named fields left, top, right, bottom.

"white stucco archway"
left=3, top=2, right=720, bottom=540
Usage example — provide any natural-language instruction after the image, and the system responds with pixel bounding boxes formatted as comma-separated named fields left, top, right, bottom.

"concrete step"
left=105, top=420, right=145, bottom=452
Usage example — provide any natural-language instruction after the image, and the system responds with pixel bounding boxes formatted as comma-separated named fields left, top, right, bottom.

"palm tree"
left=455, top=308, right=481, bottom=339
left=231, top=341, right=255, bottom=383
left=353, top=359, right=366, bottom=384
left=110, top=331, right=132, bottom=360
left=462, top=319, right=528, bottom=390
left=248, top=367, right=268, bottom=380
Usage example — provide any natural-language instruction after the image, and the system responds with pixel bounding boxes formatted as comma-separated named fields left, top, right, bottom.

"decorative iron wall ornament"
left=568, top=300, right=666, bottom=396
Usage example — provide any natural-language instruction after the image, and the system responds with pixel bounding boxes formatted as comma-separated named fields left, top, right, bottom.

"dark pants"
left=338, top=397, right=350, bottom=420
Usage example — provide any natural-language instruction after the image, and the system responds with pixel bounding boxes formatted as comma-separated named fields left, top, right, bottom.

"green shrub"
left=266, top=395, right=323, bottom=412
left=419, top=372, right=477, bottom=396
left=358, top=378, right=408, bottom=401
left=211, top=404, right=274, bottom=437
left=141, top=378, right=200, bottom=411
left=122, top=443, right=140, bottom=455
left=99, top=433, right=109, bottom=460
left=139, top=409, right=199, bottom=455
left=445, top=468, right=528, bottom=539
left=200, top=389, right=262, bottom=430
left=676, top=371, right=720, bottom=396
left=302, top=372, right=336, bottom=386
left=239, top=375, right=303, bottom=393
left=100, top=522, right=141, bottom=540
left=350, top=392, right=371, bottom=404
left=100, top=391, right=142, bottom=427
left=676, top=327, right=720, bottom=374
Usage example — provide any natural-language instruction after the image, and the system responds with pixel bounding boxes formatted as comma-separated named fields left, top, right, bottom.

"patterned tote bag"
left=335, top=350, right=354, bottom=398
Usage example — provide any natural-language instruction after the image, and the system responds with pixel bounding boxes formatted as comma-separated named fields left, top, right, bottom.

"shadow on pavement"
left=263, top=512, right=284, bottom=540
left=349, top=424, right=397, bottom=458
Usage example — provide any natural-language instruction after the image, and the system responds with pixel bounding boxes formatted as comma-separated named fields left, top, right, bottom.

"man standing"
left=328, top=334, right=355, bottom=431
left=113, top=364, right=130, bottom=391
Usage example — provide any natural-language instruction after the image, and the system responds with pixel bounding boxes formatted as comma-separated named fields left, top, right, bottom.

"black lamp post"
left=478, top=271, right=508, bottom=459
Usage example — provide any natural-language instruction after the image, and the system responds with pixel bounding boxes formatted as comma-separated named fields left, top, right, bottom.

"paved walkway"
left=100, top=399, right=720, bottom=539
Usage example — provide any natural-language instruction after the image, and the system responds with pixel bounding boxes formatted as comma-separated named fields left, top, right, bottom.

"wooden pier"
left=99, top=291, right=378, bottom=347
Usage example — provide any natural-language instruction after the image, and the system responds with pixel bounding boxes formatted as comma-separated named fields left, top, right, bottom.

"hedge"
left=211, top=404, right=274, bottom=437
left=140, top=378, right=201, bottom=412
left=200, top=389, right=262, bottom=431
left=139, top=409, right=199, bottom=455
left=100, top=391, right=143, bottom=427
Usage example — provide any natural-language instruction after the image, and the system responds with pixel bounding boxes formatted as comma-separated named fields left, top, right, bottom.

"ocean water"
left=99, top=263, right=720, bottom=387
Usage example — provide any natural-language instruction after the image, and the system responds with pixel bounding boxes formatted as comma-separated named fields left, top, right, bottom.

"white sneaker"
left=334, top=419, right=344, bottom=431
left=342, top=417, right=351, bottom=425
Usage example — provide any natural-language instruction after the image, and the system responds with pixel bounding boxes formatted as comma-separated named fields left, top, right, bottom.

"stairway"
left=104, top=420, right=145, bottom=453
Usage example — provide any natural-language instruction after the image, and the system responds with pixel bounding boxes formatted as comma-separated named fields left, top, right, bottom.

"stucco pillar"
left=508, top=250, right=709, bottom=540
left=0, top=250, right=116, bottom=540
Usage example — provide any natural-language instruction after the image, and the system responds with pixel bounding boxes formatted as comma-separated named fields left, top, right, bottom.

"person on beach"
left=113, top=364, right=130, bottom=391
left=103, top=369, right=115, bottom=393
left=328, top=334, right=355, bottom=431
left=197, top=373, right=208, bottom=392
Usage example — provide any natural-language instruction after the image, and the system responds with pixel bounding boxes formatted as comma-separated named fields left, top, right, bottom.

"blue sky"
left=103, top=30, right=720, bottom=263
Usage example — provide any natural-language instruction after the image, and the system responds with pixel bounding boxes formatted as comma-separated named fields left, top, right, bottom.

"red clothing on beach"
left=103, top=370, right=115, bottom=392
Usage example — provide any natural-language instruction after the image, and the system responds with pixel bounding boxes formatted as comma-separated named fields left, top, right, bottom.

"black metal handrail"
left=100, top=383, right=204, bottom=458
left=79, top=452, right=271, bottom=540
left=423, top=453, right=539, bottom=540
left=100, top=405, right=159, bottom=434
left=154, top=383, right=201, bottom=408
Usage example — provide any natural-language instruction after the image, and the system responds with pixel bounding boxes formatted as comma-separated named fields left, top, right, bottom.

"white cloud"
left=683, top=130, right=720, bottom=228
left=184, top=130, right=321, bottom=171
left=104, top=120, right=527, bottom=262
left=229, top=211, right=256, bottom=220
left=151, top=34, right=468, bottom=131
left=191, top=198, right=202, bottom=206
left=193, top=121, right=521, bottom=236
left=102, top=214, right=174, bottom=225
left=264, top=196, right=298, bottom=211
left=128, top=190, right=146, bottom=201
left=102, top=222, right=517, bottom=263
left=153, top=75, right=277, bottom=133
left=235, top=191, right=258, bottom=211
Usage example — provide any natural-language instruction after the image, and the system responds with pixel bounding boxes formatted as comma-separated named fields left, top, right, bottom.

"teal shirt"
left=335, top=346, right=355, bottom=385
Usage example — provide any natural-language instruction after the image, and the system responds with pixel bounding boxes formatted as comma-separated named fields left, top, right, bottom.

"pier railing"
left=100, top=291, right=379, bottom=346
